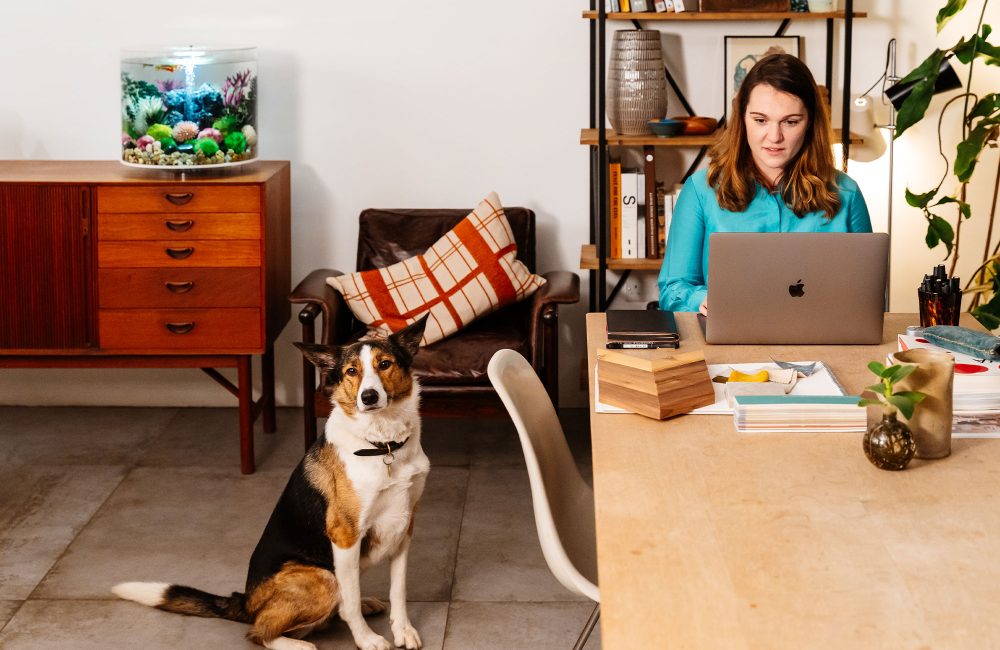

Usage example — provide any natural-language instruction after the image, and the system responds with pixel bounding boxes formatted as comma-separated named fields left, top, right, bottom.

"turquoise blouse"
left=657, top=169, right=873, bottom=312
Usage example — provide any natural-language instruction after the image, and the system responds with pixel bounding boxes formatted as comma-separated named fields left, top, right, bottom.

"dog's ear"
left=293, top=342, right=341, bottom=371
left=389, top=315, right=428, bottom=358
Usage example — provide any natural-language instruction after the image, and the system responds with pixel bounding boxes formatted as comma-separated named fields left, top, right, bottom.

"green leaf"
left=857, top=398, right=883, bottom=408
left=906, top=187, right=939, bottom=208
left=884, top=363, right=918, bottom=384
left=934, top=195, right=972, bottom=219
left=971, top=290, right=1000, bottom=330
left=888, top=394, right=918, bottom=419
left=937, top=0, right=968, bottom=33
left=894, top=50, right=946, bottom=138
left=956, top=121, right=996, bottom=181
left=926, top=214, right=955, bottom=254
left=954, top=34, right=1000, bottom=66
left=866, top=383, right=889, bottom=396
left=894, top=391, right=927, bottom=403
left=967, top=93, right=1000, bottom=121
left=867, top=361, right=887, bottom=375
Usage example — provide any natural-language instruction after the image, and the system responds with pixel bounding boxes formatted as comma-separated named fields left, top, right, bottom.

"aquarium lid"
left=121, top=46, right=256, bottom=66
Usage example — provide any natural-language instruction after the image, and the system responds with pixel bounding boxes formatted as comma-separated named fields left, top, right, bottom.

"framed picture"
left=723, top=36, right=801, bottom=119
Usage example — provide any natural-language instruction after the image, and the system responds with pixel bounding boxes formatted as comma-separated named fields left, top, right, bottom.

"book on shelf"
left=673, top=0, right=697, bottom=11
left=653, top=0, right=669, bottom=11
left=609, top=162, right=622, bottom=259
left=643, top=146, right=659, bottom=258
left=631, top=0, right=649, bottom=11
left=604, top=0, right=621, bottom=11
left=621, top=169, right=639, bottom=259
left=620, top=0, right=631, bottom=12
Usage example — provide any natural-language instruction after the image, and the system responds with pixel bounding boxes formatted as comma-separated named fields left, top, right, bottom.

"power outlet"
left=622, top=278, right=643, bottom=302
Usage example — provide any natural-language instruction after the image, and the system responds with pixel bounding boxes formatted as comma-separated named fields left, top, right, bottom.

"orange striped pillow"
left=326, top=192, right=546, bottom=345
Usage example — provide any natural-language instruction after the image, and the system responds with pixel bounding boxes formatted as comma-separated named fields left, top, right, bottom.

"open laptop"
left=703, top=232, right=889, bottom=344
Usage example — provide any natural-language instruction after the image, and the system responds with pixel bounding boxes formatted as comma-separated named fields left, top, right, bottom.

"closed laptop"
left=705, top=232, right=889, bottom=344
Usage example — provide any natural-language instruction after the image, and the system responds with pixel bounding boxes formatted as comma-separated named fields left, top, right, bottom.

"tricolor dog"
left=113, top=316, right=430, bottom=650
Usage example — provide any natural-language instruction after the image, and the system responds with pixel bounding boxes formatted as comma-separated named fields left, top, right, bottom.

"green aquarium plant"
left=857, top=361, right=927, bottom=419
left=892, top=0, right=1000, bottom=328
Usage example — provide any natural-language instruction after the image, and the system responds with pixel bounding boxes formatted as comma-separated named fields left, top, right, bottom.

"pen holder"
left=918, top=289, right=961, bottom=327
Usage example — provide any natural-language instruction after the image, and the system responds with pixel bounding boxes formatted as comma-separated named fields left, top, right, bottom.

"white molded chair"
left=487, top=349, right=600, bottom=649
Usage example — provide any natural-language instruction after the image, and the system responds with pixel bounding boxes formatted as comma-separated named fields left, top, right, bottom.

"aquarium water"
left=121, top=46, right=257, bottom=169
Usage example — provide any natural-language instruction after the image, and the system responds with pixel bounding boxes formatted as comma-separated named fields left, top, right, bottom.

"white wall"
left=1, top=1, right=996, bottom=408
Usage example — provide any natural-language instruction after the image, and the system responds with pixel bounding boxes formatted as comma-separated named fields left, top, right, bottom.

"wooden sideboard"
left=0, top=160, right=291, bottom=474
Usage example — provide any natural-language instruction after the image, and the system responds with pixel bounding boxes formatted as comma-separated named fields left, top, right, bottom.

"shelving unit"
left=584, top=4, right=867, bottom=311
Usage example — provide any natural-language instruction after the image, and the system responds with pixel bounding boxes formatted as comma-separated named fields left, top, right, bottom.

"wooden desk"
left=586, top=312, right=1000, bottom=649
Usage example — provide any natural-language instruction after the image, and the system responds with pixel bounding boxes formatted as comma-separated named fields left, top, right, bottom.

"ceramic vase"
left=607, top=30, right=668, bottom=136
left=863, top=411, right=916, bottom=471
left=890, top=348, right=955, bottom=459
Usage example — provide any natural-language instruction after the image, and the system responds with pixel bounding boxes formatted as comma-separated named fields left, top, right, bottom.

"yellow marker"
left=728, top=369, right=769, bottom=383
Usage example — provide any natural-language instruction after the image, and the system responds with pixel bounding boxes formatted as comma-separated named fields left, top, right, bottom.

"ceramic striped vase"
left=607, top=30, right=668, bottom=136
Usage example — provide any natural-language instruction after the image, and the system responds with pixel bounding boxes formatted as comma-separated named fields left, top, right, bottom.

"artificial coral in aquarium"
left=121, top=60, right=257, bottom=168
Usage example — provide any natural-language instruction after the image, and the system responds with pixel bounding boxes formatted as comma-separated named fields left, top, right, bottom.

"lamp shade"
left=885, top=57, right=962, bottom=110
left=848, top=95, right=887, bottom=162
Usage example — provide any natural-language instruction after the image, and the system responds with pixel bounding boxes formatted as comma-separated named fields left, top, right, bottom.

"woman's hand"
left=699, top=300, right=708, bottom=316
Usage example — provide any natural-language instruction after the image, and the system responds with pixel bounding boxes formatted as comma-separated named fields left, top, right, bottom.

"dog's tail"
left=112, top=581, right=251, bottom=624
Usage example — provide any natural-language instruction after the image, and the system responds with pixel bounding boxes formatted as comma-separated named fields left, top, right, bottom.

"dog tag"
left=383, top=451, right=394, bottom=476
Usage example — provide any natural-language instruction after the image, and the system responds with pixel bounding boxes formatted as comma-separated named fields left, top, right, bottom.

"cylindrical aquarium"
left=121, top=46, right=257, bottom=169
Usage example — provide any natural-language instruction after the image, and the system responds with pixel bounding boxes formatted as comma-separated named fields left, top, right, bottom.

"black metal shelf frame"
left=587, top=2, right=856, bottom=311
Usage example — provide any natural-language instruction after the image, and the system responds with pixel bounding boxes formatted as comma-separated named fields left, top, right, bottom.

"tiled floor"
left=0, top=406, right=600, bottom=649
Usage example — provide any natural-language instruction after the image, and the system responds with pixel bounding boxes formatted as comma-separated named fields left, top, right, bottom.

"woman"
left=657, top=53, right=872, bottom=314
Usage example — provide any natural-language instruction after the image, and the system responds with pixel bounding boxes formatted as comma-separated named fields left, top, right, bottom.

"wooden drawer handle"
left=165, top=281, right=195, bottom=293
left=165, top=219, right=195, bottom=232
left=165, top=247, right=194, bottom=260
left=165, top=322, right=196, bottom=335
left=164, top=192, right=194, bottom=206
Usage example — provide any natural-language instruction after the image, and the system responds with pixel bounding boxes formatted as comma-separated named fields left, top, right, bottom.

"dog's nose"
left=360, top=389, right=380, bottom=406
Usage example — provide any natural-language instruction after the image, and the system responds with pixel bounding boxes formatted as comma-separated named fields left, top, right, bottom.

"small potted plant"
left=857, top=362, right=927, bottom=470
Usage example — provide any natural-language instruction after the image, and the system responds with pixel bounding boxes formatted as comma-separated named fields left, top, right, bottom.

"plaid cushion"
left=327, top=192, right=546, bottom=345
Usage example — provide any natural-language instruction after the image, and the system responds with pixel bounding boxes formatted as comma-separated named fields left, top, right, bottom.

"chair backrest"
left=487, top=349, right=600, bottom=603
left=356, top=207, right=537, bottom=272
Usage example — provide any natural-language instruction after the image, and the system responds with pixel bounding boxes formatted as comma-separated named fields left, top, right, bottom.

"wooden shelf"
left=581, top=245, right=663, bottom=271
left=580, top=128, right=861, bottom=146
left=582, top=10, right=866, bottom=20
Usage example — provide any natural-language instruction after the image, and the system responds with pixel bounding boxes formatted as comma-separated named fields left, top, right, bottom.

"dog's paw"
left=356, top=632, right=392, bottom=650
left=391, top=620, right=423, bottom=649
left=360, top=596, right=388, bottom=616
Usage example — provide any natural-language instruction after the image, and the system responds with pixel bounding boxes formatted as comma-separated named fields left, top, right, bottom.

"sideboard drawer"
left=99, top=308, right=262, bottom=350
left=97, top=186, right=260, bottom=213
left=98, top=240, right=261, bottom=268
left=99, top=213, right=261, bottom=240
left=99, top=268, right=261, bottom=308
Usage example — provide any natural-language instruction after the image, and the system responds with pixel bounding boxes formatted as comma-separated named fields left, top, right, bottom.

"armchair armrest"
left=289, top=268, right=355, bottom=345
left=530, top=271, right=581, bottom=327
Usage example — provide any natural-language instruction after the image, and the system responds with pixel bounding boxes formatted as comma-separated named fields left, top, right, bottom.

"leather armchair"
left=289, top=207, right=580, bottom=447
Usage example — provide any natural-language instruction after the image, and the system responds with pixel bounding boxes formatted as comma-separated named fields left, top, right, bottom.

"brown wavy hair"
left=707, top=53, right=840, bottom=218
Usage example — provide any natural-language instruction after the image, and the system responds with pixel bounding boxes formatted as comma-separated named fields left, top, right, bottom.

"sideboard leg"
left=261, top=343, right=277, bottom=434
left=238, top=355, right=255, bottom=474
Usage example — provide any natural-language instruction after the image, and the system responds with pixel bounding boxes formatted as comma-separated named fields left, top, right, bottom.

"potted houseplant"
left=858, top=361, right=927, bottom=470
left=892, top=0, right=1000, bottom=328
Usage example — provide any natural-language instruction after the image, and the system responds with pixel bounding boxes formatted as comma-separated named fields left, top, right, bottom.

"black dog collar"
left=354, top=438, right=408, bottom=457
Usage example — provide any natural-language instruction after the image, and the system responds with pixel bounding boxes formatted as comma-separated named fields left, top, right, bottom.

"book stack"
left=733, top=395, right=867, bottom=433
left=898, top=334, right=1000, bottom=434
left=606, top=309, right=679, bottom=349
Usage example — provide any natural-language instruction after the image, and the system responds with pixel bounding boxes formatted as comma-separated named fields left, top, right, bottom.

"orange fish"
left=154, top=64, right=180, bottom=73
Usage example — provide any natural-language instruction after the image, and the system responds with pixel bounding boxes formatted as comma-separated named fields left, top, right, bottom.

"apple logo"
left=788, top=279, right=805, bottom=298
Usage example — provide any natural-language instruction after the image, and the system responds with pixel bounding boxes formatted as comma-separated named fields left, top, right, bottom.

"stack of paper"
left=898, top=334, right=1000, bottom=434
left=733, top=395, right=867, bottom=433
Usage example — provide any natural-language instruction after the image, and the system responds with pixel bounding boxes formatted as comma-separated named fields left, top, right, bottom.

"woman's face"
left=743, top=83, right=809, bottom=185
